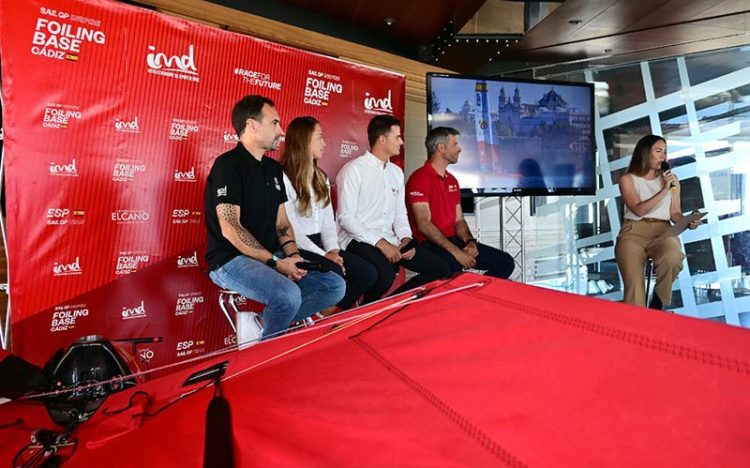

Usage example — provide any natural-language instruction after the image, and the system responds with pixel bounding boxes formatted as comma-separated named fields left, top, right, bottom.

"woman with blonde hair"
left=281, top=116, right=376, bottom=311
left=615, top=135, right=700, bottom=309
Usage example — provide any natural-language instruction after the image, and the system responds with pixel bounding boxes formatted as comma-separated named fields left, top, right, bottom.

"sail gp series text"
left=32, top=17, right=105, bottom=60
left=304, top=70, right=342, bottom=107
left=50, top=305, right=88, bottom=332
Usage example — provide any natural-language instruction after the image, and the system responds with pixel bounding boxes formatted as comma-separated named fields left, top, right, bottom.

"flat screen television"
left=427, top=73, right=596, bottom=196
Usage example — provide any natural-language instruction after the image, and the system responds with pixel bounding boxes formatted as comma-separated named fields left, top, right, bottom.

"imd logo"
left=364, top=90, right=394, bottom=115
left=177, top=251, right=199, bottom=268
left=147, top=44, right=199, bottom=82
left=49, top=159, right=78, bottom=176
left=121, top=300, right=147, bottom=320
left=115, top=116, right=140, bottom=133
left=53, top=257, right=82, bottom=276
left=174, top=166, right=197, bottom=182
left=223, top=131, right=239, bottom=144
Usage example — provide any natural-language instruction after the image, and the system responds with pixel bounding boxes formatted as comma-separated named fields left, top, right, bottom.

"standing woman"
left=280, top=116, right=377, bottom=312
left=615, top=135, right=700, bottom=309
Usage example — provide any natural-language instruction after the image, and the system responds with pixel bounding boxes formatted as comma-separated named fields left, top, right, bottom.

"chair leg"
left=644, top=259, right=655, bottom=308
left=218, top=292, right=237, bottom=334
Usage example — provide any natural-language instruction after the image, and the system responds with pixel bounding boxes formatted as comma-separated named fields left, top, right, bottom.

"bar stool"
left=218, top=290, right=265, bottom=347
left=217, top=290, right=314, bottom=347
left=644, top=258, right=655, bottom=305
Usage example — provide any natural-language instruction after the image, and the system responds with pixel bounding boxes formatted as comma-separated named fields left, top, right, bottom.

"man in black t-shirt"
left=205, top=95, right=345, bottom=344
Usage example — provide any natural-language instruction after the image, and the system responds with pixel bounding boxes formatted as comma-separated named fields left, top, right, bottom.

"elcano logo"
left=304, top=69, right=342, bottom=107
left=49, top=158, right=78, bottom=176
left=175, top=291, right=204, bottom=316
left=115, top=116, right=140, bottom=133
left=234, top=67, right=281, bottom=90
left=111, top=209, right=150, bottom=224
left=177, top=251, right=199, bottom=268
left=112, top=158, right=146, bottom=182
left=116, top=251, right=150, bottom=275
left=32, top=12, right=106, bottom=61
left=169, top=119, right=199, bottom=141
left=174, top=166, right=197, bottom=182
left=121, top=300, right=147, bottom=320
left=364, top=90, right=394, bottom=115
left=50, top=303, right=89, bottom=332
left=53, top=257, right=82, bottom=276
left=43, top=103, right=82, bottom=129
left=147, top=44, right=199, bottom=82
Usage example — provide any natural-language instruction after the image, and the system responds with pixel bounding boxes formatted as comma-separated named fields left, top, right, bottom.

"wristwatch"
left=265, top=254, right=279, bottom=268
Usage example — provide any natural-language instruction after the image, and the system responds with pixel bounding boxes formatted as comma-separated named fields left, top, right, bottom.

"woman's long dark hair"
left=627, top=134, right=666, bottom=176
left=280, top=116, right=330, bottom=216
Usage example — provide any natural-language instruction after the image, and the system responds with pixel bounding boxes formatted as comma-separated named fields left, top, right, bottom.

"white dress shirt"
left=283, top=173, right=339, bottom=256
left=336, top=151, right=412, bottom=249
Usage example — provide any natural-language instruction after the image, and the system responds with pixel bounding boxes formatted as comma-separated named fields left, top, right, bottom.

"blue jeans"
left=209, top=254, right=345, bottom=339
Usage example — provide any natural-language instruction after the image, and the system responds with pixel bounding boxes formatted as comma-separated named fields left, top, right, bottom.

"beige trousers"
left=615, top=220, right=685, bottom=307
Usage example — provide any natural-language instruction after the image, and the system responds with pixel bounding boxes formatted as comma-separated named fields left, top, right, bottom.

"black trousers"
left=345, top=240, right=451, bottom=304
left=300, top=249, right=377, bottom=310
left=421, top=237, right=515, bottom=279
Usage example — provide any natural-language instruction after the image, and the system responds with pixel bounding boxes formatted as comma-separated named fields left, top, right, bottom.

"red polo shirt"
left=405, top=162, right=461, bottom=242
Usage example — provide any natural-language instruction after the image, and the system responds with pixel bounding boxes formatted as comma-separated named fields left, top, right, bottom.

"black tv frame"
left=426, top=72, right=596, bottom=197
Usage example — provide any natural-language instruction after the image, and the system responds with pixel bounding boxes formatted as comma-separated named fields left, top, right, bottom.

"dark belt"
left=638, top=218, right=670, bottom=224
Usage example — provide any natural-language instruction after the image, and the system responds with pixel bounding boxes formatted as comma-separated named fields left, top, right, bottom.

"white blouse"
left=283, top=172, right=339, bottom=256
left=623, top=174, right=672, bottom=221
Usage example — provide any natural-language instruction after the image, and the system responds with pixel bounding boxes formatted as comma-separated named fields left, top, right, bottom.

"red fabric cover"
left=2, top=273, right=750, bottom=466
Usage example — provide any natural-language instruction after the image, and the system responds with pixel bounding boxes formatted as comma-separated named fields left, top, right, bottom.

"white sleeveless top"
left=623, top=174, right=671, bottom=221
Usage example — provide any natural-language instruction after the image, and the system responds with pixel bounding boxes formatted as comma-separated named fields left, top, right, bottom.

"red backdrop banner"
left=0, top=0, right=405, bottom=366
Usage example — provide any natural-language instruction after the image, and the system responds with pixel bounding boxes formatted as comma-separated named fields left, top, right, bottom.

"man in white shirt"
left=336, top=115, right=451, bottom=303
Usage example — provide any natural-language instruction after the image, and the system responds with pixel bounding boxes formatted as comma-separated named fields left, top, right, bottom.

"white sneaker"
left=236, top=312, right=263, bottom=349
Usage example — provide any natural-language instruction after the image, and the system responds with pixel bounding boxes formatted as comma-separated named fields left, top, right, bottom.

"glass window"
left=592, top=64, right=645, bottom=116
left=693, top=279, right=722, bottom=305
left=659, top=105, right=689, bottom=138
left=711, top=170, right=744, bottom=220
left=679, top=176, right=704, bottom=213
left=649, top=58, right=681, bottom=98
left=684, top=239, right=716, bottom=275
left=603, top=117, right=651, bottom=163
left=686, top=48, right=750, bottom=86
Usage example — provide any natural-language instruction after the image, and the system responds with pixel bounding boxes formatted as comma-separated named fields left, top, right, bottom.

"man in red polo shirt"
left=405, top=126, right=515, bottom=279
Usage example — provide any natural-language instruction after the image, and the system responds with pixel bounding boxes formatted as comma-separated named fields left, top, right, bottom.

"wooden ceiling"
left=201, top=0, right=750, bottom=76
left=276, top=0, right=486, bottom=44
left=489, top=0, right=750, bottom=76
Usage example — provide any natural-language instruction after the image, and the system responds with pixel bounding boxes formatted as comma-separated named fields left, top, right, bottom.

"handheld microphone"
left=660, top=161, right=675, bottom=190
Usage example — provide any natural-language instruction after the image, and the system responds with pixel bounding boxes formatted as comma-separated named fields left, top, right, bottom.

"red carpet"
left=2, top=273, right=749, bottom=466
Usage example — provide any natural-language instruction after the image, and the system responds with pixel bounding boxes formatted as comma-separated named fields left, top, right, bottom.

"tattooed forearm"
left=217, top=204, right=264, bottom=250
left=277, top=225, right=290, bottom=239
